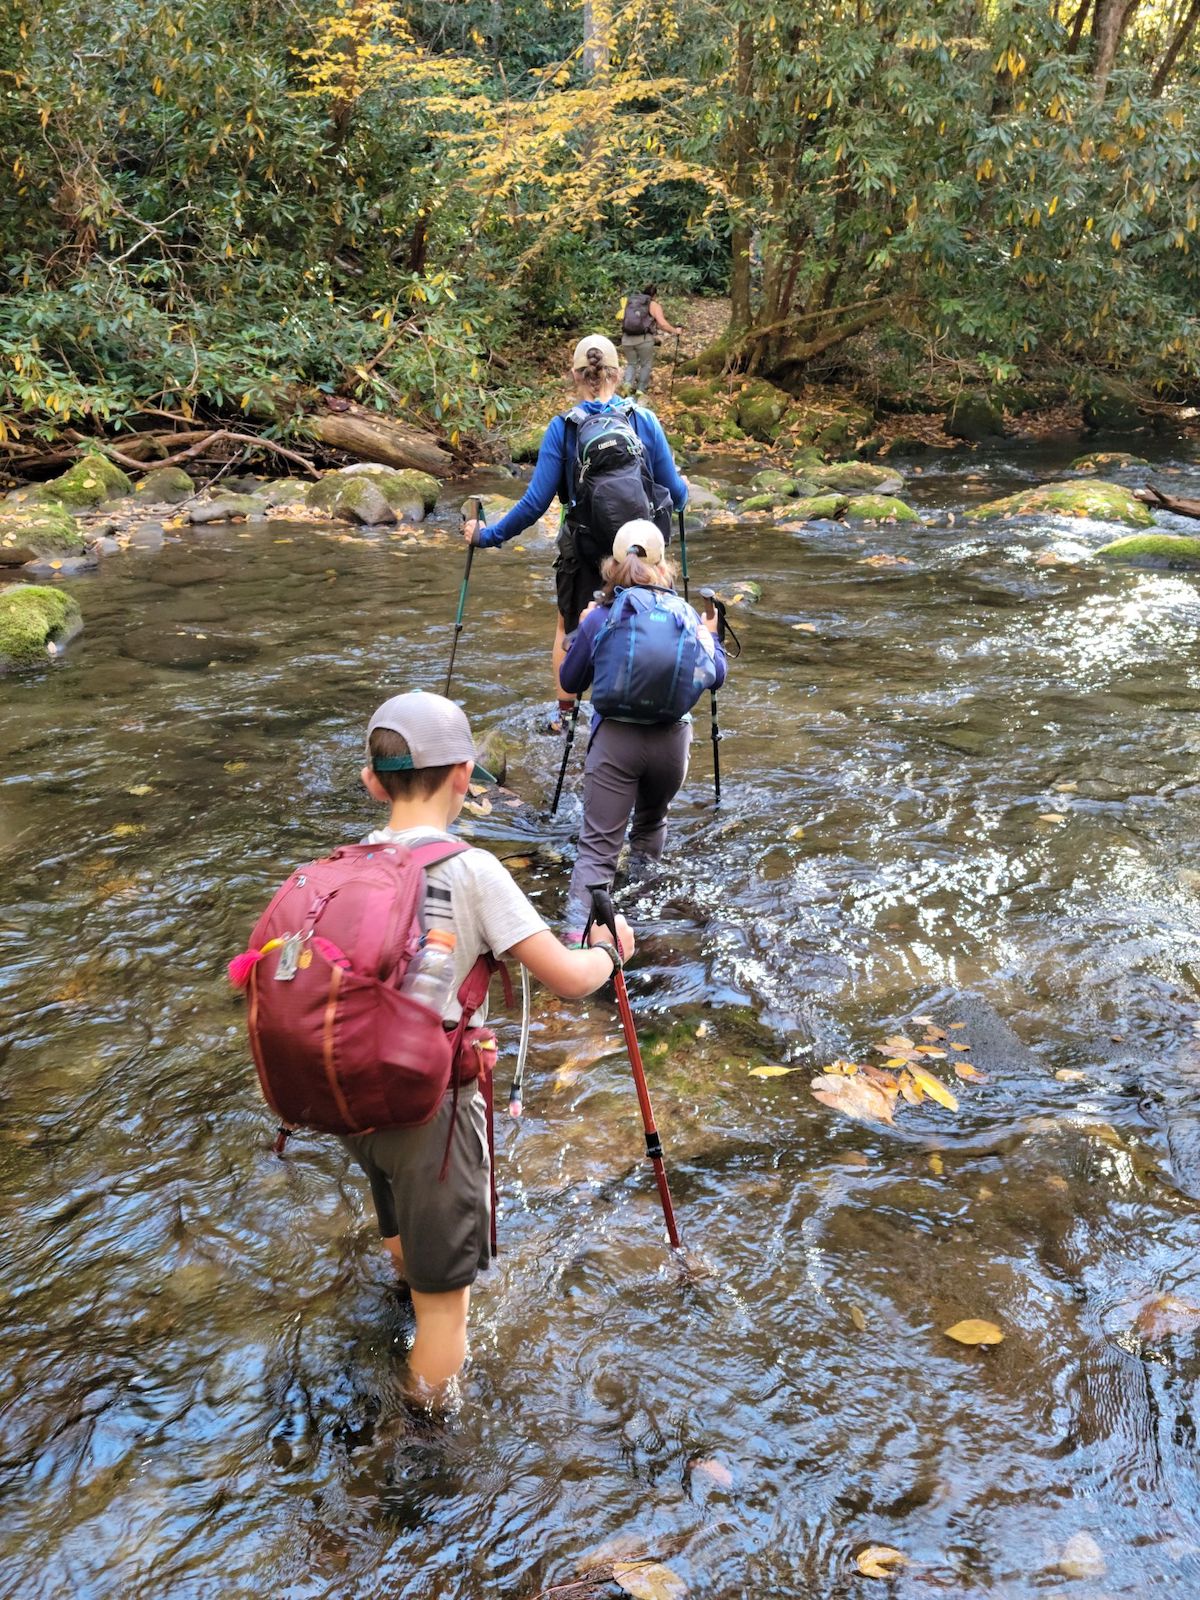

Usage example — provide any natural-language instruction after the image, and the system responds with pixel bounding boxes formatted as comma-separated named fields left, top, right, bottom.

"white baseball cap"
left=613, top=519, right=666, bottom=564
left=366, top=691, right=495, bottom=783
left=571, top=334, right=620, bottom=372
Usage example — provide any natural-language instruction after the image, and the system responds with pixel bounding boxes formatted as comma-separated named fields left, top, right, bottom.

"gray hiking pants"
left=621, top=335, right=657, bottom=393
left=566, top=718, right=692, bottom=926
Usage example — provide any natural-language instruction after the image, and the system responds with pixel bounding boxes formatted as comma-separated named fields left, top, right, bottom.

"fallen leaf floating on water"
left=1133, top=1293, right=1200, bottom=1343
left=462, top=796, right=492, bottom=817
left=1038, top=812, right=1068, bottom=823
left=1055, top=1068, right=1086, bottom=1082
left=500, top=855, right=534, bottom=870
left=945, top=1318, right=1004, bottom=1346
left=953, top=1061, right=988, bottom=1081
left=906, top=1063, right=959, bottom=1111
left=126, top=784, right=154, bottom=796
left=915, top=1046, right=947, bottom=1059
left=689, top=1457, right=734, bottom=1488
left=1056, top=1532, right=1107, bottom=1581
left=950, top=1041, right=972, bottom=1051
left=110, top=822, right=144, bottom=838
left=611, top=1560, right=689, bottom=1600
left=792, top=621, right=818, bottom=632
left=949, top=1022, right=967, bottom=1029
left=749, top=1064, right=800, bottom=1078
left=849, top=1303, right=867, bottom=1331
left=883, top=1035, right=915, bottom=1051
left=922, top=1025, right=948, bottom=1041
left=856, top=1545, right=908, bottom=1579
left=911, top=1014, right=935, bottom=1025
left=928, top=1152, right=944, bottom=1176
left=810, top=1073, right=895, bottom=1126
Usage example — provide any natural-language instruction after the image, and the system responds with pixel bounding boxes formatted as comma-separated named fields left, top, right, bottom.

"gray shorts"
left=340, top=1087, right=490, bottom=1295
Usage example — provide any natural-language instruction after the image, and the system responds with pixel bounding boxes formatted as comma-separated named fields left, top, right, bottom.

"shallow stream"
left=4, top=439, right=1200, bottom=1598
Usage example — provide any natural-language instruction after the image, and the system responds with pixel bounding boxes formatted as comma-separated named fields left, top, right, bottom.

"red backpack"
left=228, top=840, right=508, bottom=1144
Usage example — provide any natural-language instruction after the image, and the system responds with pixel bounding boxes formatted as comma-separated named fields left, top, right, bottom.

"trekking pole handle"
left=699, top=585, right=727, bottom=641
left=584, top=881, right=620, bottom=951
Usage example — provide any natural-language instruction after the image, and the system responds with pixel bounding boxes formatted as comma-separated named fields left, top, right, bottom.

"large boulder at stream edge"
left=134, top=467, right=196, bottom=504
left=945, top=392, right=1006, bottom=442
left=1082, top=377, right=1148, bottom=433
left=1096, top=533, right=1200, bottom=571
left=335, top=463, right=440, bottom=514
left=813, top=460, right=905, bottom=495
left=33, top=453, right=132, bottom=509
left=683, top=477, right=727, bottom=512
left=1070, top=451, right=1150, bottom=474
left=0, top=584, right=83, bottom=670
left=0, top=503, right=88, bottom=568
left=966, top=479, right=1154, bottom=529
left=306, top=476, right=396, bottom=527
left=844, top=494, right=920, bottom=524
left=734, top=380, right=792, bottom=443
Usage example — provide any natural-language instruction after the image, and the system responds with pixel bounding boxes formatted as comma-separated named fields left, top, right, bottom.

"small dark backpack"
left=590, top=585, right=719, bottom=724
left=565, top=403, right=672, bottom=568
left=622, top=292, right=655, bottom=336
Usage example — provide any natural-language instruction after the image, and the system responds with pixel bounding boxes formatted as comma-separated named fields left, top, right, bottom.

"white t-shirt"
left=363, top=826, right=547, bottom=1024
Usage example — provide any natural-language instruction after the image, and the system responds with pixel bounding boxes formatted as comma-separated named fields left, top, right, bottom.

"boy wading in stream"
left=231, top=692, right=633, bottom=1405
left=462, top=334, right=688, bottom=729
left=558, top=521, right=726, bottom=939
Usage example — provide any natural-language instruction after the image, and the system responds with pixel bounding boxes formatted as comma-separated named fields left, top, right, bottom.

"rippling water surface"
left=4, top=441, right=1200, bottom=1598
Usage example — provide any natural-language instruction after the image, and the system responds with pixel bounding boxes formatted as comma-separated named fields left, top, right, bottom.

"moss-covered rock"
left=0, top=584, right=82, bottom=669
left=789, top=446, right=825, bottom=475
left=967, top=479, right=1154, bottom=528
left=684, top=477, right=727, bottom=512
left=307, top=476, right=396, bottom=526
left=742, top=494, right=781, bottom=512
left=750, top=468, right=800, bottom=498
left=134, top=467, right=196, bottom=504
left=1097, top=533, right=1200, bottom=570
left=36, top=453, right=132, bottom=508
left=814, top=460, right=905, bottom=495
left=336, top=464, right=440, bottom=514
left=735, top=380, right=792, bottom=443
left=945, top=393, right=1006, bottom=442
left=1070, top=451, right=1150, bottom=474
left=844, top=494, right=920, bottom=523
left=187, top=494, right=269, bottom=524
left=786, top=493, right=849, bottom=522
left=1082, top=378, right=1147, bottom=433
left=0, top=504, right=87, bottom=566
left=506, top=425, right=546, bottom=465
left=259, top=478, right=311, bottom=508
left=673, top=379, right=721, bottom=408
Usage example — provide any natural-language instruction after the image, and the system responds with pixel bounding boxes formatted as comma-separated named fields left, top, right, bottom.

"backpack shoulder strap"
left=407, top=839, right=471, bottom=871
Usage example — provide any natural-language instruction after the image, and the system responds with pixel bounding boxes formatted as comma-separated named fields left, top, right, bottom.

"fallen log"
left=1136, top=483, right=1200, bottom=522
left=304, top=399, right=453, bottom=476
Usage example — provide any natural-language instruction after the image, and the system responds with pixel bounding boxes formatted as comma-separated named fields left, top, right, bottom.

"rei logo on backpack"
left=590, top=586, right=719, bottom=724
left=566, top=402, right=672, bottom=568
left=227, top=839, right=505, bottom=1138
left=621, top=291, right=655, bottom=336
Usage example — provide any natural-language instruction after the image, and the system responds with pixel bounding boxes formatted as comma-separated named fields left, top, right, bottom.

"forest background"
left=1, top=0, right=1199, bottom=466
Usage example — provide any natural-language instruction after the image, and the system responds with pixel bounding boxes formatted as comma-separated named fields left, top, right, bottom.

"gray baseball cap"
left=366, top=691, right=496, bottom=783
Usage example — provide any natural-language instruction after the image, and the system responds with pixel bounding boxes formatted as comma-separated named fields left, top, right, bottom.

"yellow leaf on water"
left=110, top=823, right=144, bottom=837
left=126, top=784, right=154, bottom=796
left=849, top=1303, right=867, bottom=1331
left=810, top=1073, right=895, bottom=1125
left=750, top=1064, right=799, bottom=1078
left=945, top=1318, right=1004, bottom=1345
left=928, top=1152, right=944, bottom=1176
left=223, top=760, right=247, bottom=773
left=915, top=1046, right=947, bottom=1059
left=611, top=1560, right=689, bottom=1600
left=792, top=622, right=817, bottom=632
left=1055, top=1068, right=1086, bottom=1082
left=949, top=1022, right=966, bottom=1029
left=1038, top=812, right=1067, bottom=823
left=907, top=1062, right=959, bottom=1110
left=950, top=1041, right=971, bottom=1050
left=884, top=1034, right=914, bottom=1051
left=856, top=1545, right=908, bottom=1579
left=463, top=797, right=492, bottom=817
left=884, top=1056, right=909, bottom=1069
left=954, top=1061, right=988, bottom=1081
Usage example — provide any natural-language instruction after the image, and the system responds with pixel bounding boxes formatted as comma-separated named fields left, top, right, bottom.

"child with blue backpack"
left=558, top=519, right=726, bottom=935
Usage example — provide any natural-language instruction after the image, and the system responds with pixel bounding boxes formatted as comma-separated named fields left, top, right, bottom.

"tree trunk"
left=305, top=402, right=454, bottom=475
left=1092, top=0, right=1139, bottom=96
left=728, top=20, right=755, bottom=331
left=1067, top=0, right=1096, bottom=51
left=1152, top=0, right=1200, bottom=91
left=752, top=300, right=893, bottom=384
left=582, top=0, right=611, bottom=78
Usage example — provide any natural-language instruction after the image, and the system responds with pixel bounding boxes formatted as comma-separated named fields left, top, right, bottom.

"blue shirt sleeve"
left=557, top=604, right=609, bottom=696
left=477, top=417, right=568, bottom=548
left=633, top=408, right=688, bottom=510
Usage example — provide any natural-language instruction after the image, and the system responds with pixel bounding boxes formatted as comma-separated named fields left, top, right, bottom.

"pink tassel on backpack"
left=228, top=938, right=283, bottom=988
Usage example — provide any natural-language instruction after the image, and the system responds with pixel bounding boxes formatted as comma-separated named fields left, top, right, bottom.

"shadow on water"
left=3, top=439, right=1200, bottom=1596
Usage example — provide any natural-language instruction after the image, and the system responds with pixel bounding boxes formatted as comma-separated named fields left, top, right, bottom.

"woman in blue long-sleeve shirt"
left=462, top=333, right=688, bottom=714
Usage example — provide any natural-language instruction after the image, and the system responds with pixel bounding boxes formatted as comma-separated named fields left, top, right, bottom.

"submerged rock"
left=0, top=504, right=88, bottom=567
left=1070, top=451, right=1150, bottom=473
left=35, top=453, right=131, bottom=509
left=121, top=625, right=260, bottom=669
left=735, top=379, right=792, bottom=443
left=134, top=467, right=196, bottom=504
left=967, top=479, right=1153, bottom=529
left=814, top=460, right=905, bottom=495
left=335, top=464, right=440, bottom=514
left=0, top=584, right=83, bottom=669
left=945, top=392, right=1006, bottom=442
left=1096, top=533, right=1200, bottom=571
left=187, top=494, right=267, bottom=524
left=844, top=494, right=920, bottom=523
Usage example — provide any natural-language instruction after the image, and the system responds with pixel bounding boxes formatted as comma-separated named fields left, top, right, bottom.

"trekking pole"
left=549, top=698, right=581, bottom=817
left=445, top=496, right=483, bottom=697
left=668, top=332, right=681, bottom=401
left=700, top=587, right=741, bottom=808
left=585, top=882, right=681, bottom=1249
left=509, top=965, right=531, bottom=1118
left=677, top=507, right=689, bottom=602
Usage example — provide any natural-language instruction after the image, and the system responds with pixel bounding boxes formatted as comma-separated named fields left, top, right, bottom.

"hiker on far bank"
left=461, top=334, right=687, bottom=729
left=620, top=283, right=683, bottom=395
